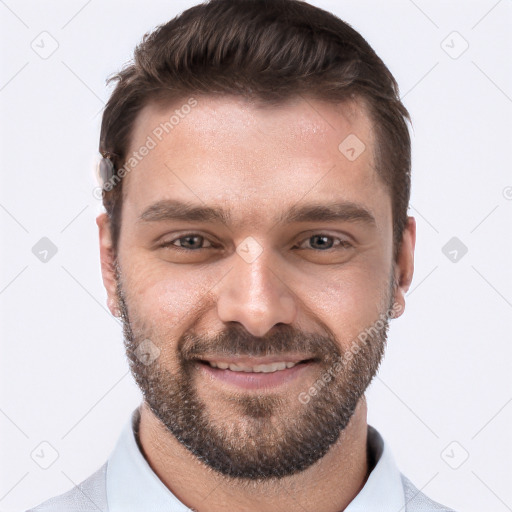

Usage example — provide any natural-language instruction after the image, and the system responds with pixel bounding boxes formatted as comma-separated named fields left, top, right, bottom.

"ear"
left=96, top=213, right=120, bottom=317
left=391, top=216, right=416, bottom=319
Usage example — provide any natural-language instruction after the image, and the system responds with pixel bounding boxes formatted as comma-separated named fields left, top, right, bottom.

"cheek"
left=120, top=257, right=221, bottom=331
left=298, top=260, right=390, bottom=346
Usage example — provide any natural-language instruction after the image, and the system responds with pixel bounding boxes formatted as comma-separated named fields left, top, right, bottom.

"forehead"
left=121, top=94, right=388, bottom=230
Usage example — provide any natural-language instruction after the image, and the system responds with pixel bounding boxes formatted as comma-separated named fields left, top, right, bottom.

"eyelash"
left=159, top=233, right=353, bottom=251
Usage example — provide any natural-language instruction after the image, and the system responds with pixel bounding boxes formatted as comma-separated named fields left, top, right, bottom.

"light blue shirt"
left=106, top=407, right=406, bottom=512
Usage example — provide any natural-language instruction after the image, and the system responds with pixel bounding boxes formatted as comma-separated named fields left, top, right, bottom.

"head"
left=97, top=0, right=415, bottom=481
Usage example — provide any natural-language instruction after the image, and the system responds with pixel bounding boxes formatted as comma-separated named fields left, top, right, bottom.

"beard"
left=115, top=267, right=396, bottom=481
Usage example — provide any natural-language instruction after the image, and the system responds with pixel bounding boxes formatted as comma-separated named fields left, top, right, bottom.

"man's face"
left=98, top=94, right=413, bottom=480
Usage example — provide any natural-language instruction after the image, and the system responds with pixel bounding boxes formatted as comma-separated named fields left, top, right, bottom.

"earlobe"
left=391, top=216, right=416, bottom=319
left=96, top=213, right=120, bottom=317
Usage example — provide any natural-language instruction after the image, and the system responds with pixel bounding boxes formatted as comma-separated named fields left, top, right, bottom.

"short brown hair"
left=99, top=0, right=411, bottom=261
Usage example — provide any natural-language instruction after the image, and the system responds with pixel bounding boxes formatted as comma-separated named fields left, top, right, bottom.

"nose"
left=216, top=245, right=298, bottom=337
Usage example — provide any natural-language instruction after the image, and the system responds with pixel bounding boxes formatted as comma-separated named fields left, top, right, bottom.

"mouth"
left=195, top=355, right=319, bottom=390
left=202, top=358, right=315, bottom=372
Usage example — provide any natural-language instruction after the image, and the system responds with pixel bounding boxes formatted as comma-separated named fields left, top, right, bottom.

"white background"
left=1, top=1, right=511, bottom=511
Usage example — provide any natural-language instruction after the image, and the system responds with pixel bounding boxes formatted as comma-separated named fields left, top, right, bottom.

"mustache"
left=178, top=323, right=342, bottom=362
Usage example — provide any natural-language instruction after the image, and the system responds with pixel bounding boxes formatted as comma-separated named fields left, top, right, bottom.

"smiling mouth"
left=194, top=356, right=319, bottom=391
left=198, top=358, right=317, bottom=373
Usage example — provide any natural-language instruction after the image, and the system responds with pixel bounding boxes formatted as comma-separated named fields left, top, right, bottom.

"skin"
left=97, top=94, right=415, bottom=512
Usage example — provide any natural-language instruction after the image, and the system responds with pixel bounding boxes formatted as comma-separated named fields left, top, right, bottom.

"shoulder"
left=25, top=462, right=108, bottom=512
left=401, top=473, right=457, bottom=512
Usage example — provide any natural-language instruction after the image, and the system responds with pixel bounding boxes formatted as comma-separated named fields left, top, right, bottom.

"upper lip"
left=197, top=355, right=316, bottom=366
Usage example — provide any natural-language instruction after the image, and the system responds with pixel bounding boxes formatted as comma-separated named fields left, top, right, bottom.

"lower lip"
left=197, top=361, right=315, bottom=390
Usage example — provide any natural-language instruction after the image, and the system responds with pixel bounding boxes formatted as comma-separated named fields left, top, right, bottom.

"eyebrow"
left=278, top=202, right=376, bottom=226
left=138, top=199, right=231, bottom=225
left=137, top=198, right=376, bottom=227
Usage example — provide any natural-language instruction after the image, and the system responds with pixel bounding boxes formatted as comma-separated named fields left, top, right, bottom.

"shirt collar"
left=344, top=425, right=406, bottom=511
left=106, top=407, right=192, bottom=512
left=106, top=407, right=405, bottom=512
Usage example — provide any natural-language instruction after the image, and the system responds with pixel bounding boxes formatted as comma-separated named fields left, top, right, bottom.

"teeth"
left=208, top=361, right=298, bottom=372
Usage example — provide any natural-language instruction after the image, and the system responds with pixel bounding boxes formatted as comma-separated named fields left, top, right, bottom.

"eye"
left=295, top=234, right=353, bottom=251
left=160, top=234, right=215, bottom=251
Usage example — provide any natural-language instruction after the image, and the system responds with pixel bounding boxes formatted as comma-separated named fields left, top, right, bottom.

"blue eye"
left=161, top=234, right=214, bottom=251
left=309, top=234, right=334, bottom=250
left=159, top=233, right=352, bottom=253
left=298, top=234, right=353, bottom=251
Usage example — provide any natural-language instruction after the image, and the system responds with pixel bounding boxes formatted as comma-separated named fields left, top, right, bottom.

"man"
left=28, top=0, right=456, bottom=510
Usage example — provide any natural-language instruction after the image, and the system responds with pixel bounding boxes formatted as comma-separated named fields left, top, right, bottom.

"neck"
left=138, top=399, right=371, bottom=512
